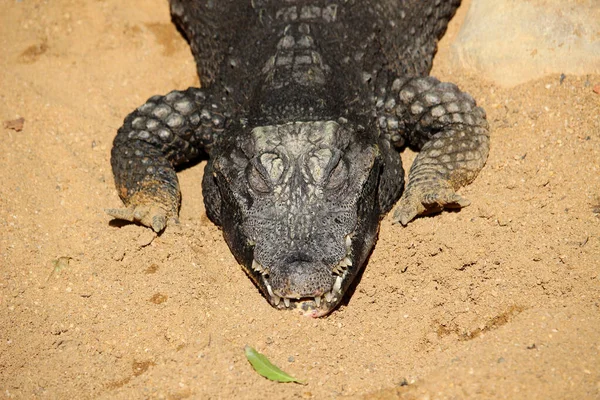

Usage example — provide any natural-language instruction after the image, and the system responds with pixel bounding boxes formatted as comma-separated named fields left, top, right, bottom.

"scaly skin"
left=108, top=0, right=489, bottom=317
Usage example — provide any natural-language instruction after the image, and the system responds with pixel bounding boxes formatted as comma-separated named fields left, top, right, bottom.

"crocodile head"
left=213, top=120, right=382, bottom=317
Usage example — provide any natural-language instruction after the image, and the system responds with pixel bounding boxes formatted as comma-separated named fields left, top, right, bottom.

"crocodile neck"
left=243, top=3, right=348, bottom=125
left=252, top=21, right=336, bottom=124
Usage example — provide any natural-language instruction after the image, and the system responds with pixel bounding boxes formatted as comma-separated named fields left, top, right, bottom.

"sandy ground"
left=1, top=1, right=599, bottom=399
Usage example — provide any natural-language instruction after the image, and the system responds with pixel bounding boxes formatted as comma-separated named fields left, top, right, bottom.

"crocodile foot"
left=392, top=180, right=471, bottom=226
left=105, top=204, right=177, bottom=233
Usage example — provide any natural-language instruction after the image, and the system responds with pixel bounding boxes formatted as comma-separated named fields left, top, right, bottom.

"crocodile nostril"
left=268, top=258, right=335, bottom=299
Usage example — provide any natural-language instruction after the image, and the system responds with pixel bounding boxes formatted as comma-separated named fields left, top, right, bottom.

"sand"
left=1, top=1, right=599, bottom=399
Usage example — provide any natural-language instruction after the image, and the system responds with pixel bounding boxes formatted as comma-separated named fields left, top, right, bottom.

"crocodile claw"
left=105, top=205, right=174, bottom=233
left=392, top=186, right=471, bottom=226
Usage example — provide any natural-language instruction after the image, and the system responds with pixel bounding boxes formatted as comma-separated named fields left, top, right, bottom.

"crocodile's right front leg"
left=377, top=76, right=490, bottom=226
left=108, top=87, right=228, bottom=232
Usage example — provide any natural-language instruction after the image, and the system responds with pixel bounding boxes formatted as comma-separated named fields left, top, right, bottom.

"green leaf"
left=46, top=256, right=72, bottom=282
left=244, top=345, right=305, bottom=384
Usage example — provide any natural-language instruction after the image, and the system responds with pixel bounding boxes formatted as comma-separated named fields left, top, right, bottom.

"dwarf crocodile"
left=108, top=0, right=490, bottom=317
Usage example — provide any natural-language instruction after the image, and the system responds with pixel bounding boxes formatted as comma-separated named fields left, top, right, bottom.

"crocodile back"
left=170, top=0, right=460, bottom=120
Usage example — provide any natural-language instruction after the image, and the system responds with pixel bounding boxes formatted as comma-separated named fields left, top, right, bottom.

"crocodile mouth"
left=264, top=269, right=350, bottom=317
left=252, top=234, right=353, bottom=318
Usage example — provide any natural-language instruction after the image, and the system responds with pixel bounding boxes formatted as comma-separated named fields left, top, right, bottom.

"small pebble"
left=137, top=230, right=156, bottom=248
left=113, top=250, right=125, bottom=261
left=3, top=117, right=25, bottom=131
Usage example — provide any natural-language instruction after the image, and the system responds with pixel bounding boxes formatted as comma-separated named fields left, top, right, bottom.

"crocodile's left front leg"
left=107, top=87, right=228, bottom=232
left=377, top=76, right=490, bottom=225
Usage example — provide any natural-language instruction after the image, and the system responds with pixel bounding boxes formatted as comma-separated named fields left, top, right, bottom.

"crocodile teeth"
left=345, top=235, right=352, bottom=251
left=333, top=256, right=353, bottom=275
left=252, top=259, right=268, bottom=275
left=283, top=298, right=291, bottom=308
left=266, top=284, right=281, bottom=306
left=324, top=291, right=335, bottom=303
left=333, top=276, right=343, bottom=294
left=314, top=296, right=321, bottom=307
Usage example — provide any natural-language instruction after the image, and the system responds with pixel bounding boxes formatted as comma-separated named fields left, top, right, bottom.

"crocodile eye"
left=247, top=152, right=284, bottom=193
left=325, top=158, right=348, bottom=190
left=247, top=163, right=271, bottom=193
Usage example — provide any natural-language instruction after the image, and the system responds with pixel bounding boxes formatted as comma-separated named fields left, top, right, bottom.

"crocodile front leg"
left=378, top=76, right=490, bottom=225
left=107, top=87, right=228, bottom=232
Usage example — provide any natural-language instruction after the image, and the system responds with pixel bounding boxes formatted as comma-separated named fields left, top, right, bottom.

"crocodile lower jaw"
left=252, top=233, right=353, bottom=316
